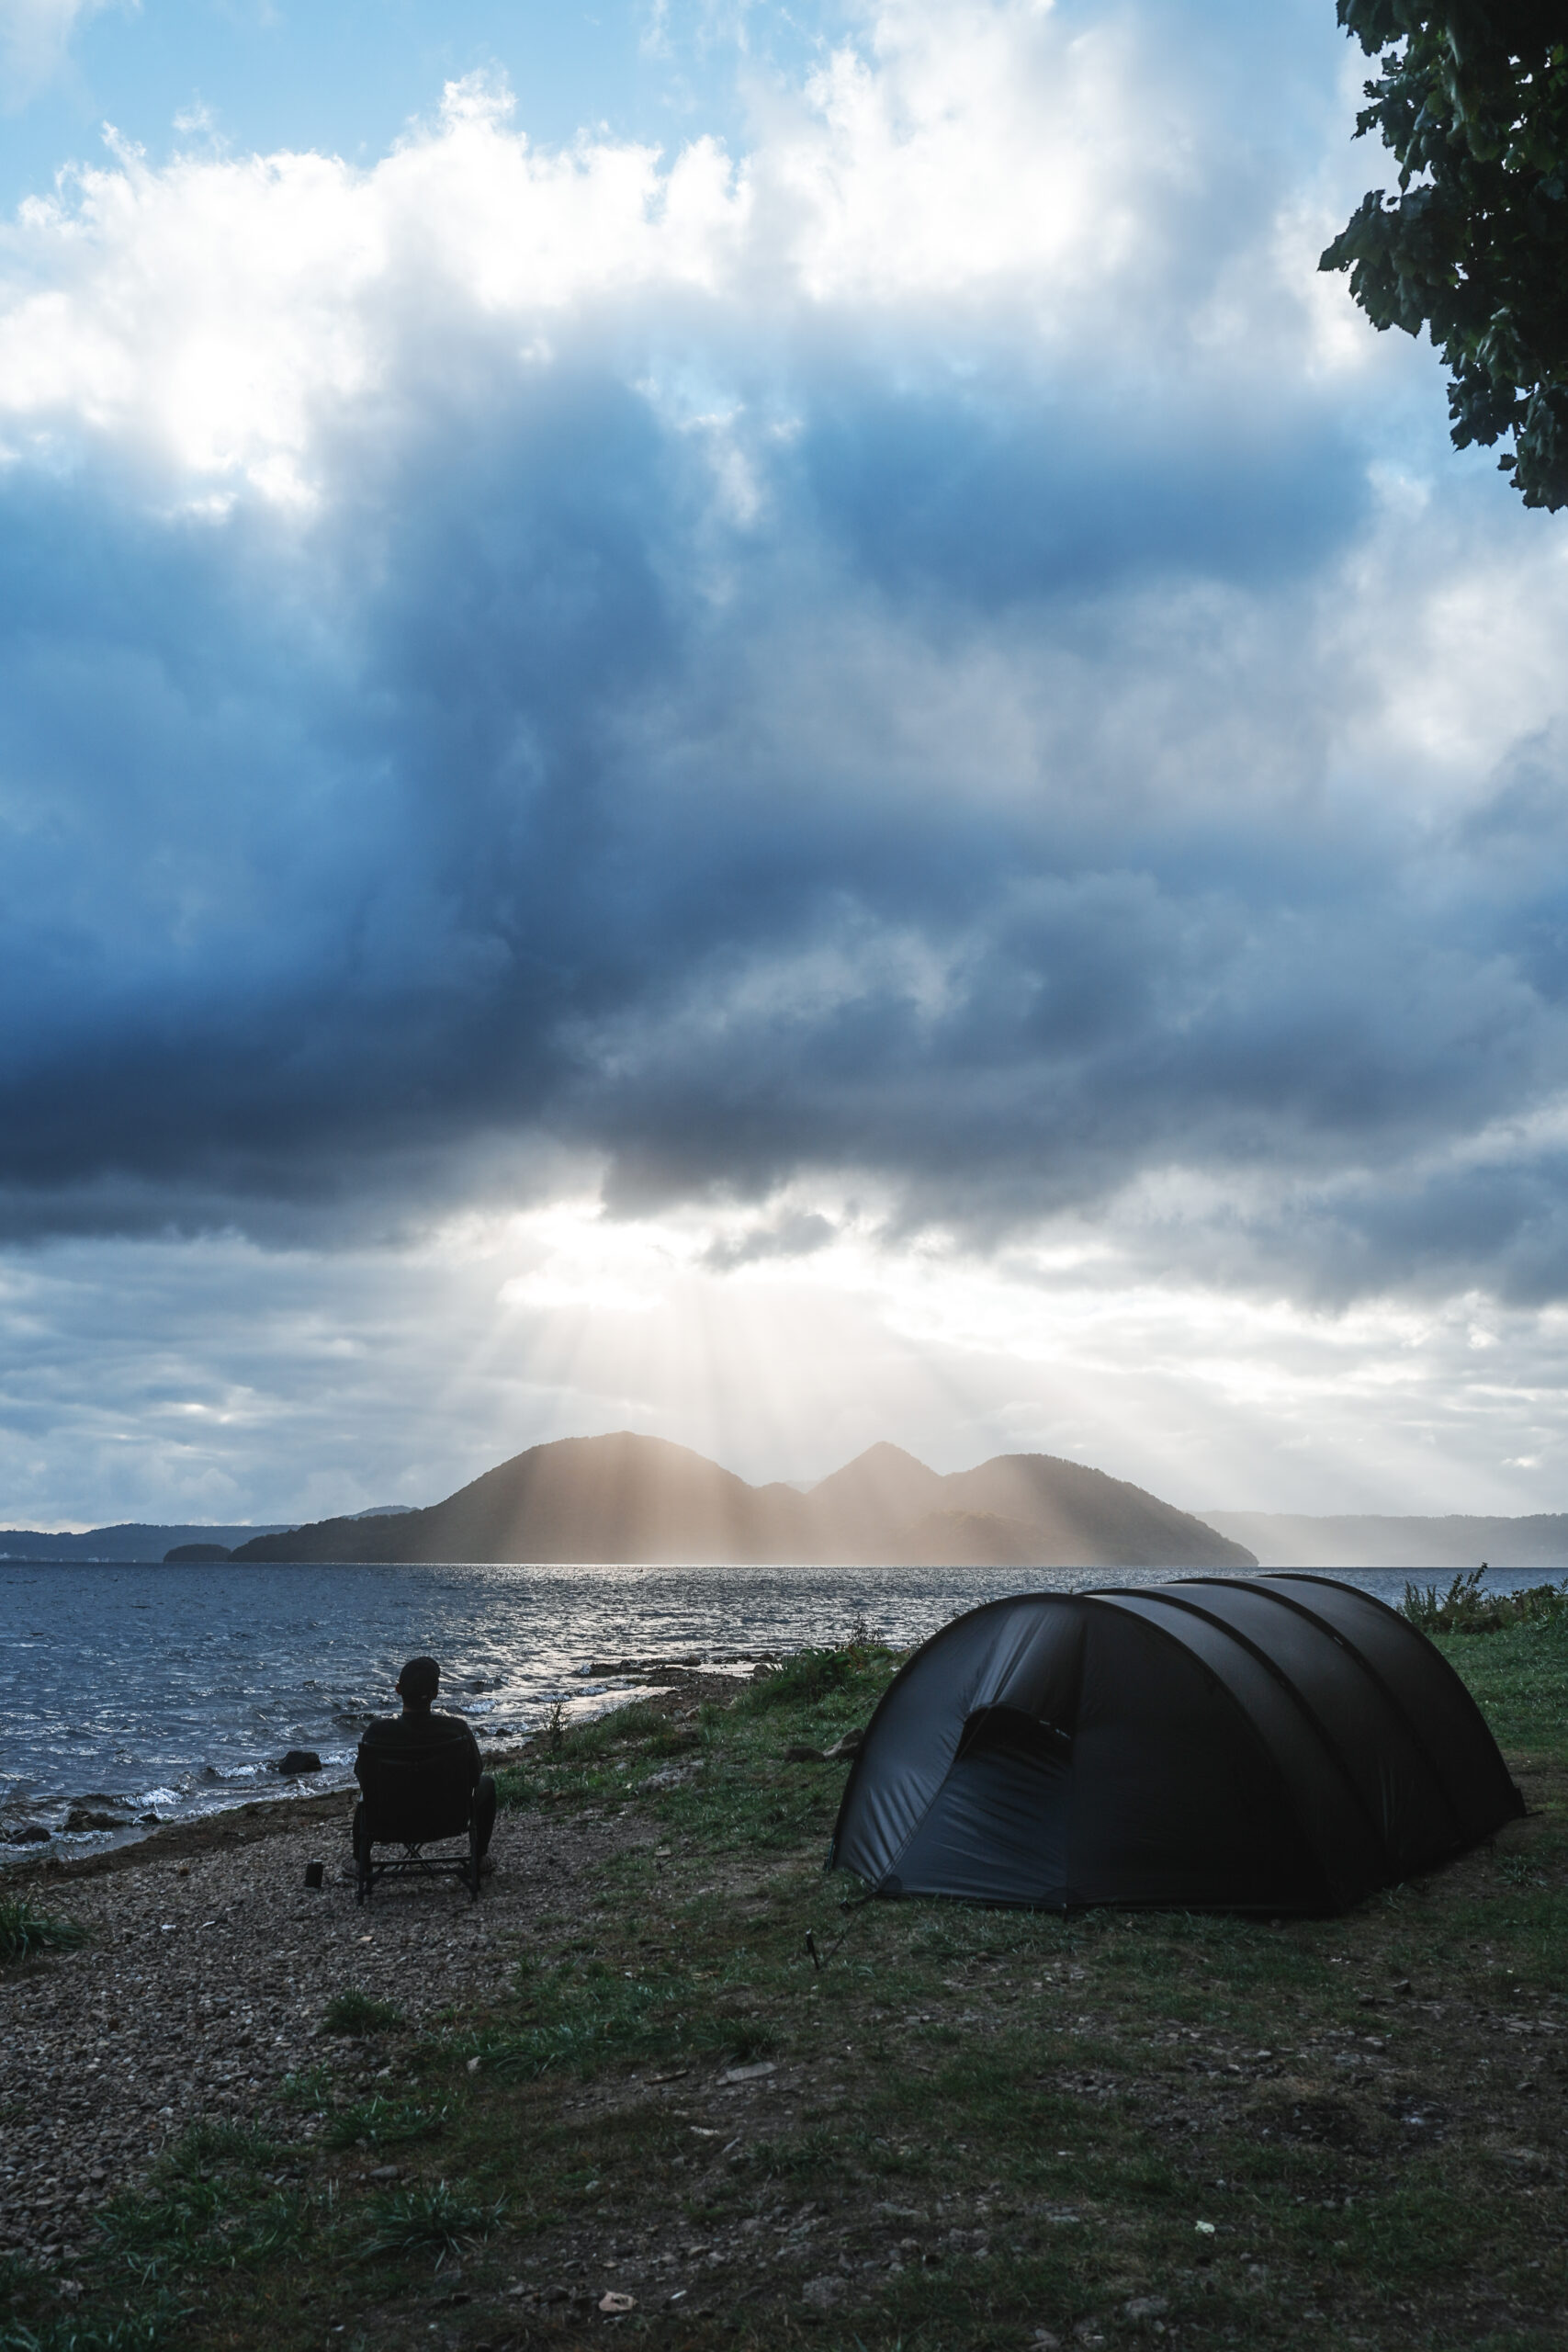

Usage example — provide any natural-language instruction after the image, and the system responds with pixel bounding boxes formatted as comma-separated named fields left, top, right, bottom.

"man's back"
left=357, top=1708, right=480, bottom=1783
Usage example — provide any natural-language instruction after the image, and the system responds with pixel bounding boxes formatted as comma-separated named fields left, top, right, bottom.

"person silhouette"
left=353, top=1655, right=496, bottom=1866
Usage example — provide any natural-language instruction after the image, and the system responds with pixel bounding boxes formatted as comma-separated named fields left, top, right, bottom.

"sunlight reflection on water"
left=0, top=1556, right=1528, bottom=1842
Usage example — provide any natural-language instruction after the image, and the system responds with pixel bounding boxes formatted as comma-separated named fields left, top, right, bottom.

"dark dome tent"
left=829, top=1576, right=1524, bottom=1914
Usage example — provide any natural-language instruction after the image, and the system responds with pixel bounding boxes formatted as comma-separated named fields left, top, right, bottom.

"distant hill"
left=229, top=1432, right=1256, bottom=1568
left=0, top=1522, right=291, bottom=1563
left=1201, top=1511, right=1568, bottom=1570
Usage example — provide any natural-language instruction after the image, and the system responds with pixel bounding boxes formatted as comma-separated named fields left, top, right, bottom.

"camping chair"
left=353, top=1743, right=485, bottom=1905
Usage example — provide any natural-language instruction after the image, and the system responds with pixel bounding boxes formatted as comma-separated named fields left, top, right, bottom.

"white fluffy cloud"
left=5, top=2, right=1568, bottom=1516
left=0, top=6, right=1363, bottom=496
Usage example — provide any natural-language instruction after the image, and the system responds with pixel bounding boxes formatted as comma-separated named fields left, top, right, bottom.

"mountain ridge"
left=0, top=1522, right=291, bottom=1562
left=229, top=1431, right=1256, bottom=1568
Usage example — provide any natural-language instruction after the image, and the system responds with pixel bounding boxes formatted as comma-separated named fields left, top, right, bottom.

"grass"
left=11, top=1616, right=1568, bottom=2351
left=354, top=2182, right=505, bottom=2262
left=320, top=1989, right=404, bottom=2037
left=0, top=1900, right=85, bottom=1968
left=321, top=2097, right=448, bottom=2152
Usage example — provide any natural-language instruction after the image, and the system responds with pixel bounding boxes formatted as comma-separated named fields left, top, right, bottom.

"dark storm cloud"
left=3, top=9, right=1567, bottom=1308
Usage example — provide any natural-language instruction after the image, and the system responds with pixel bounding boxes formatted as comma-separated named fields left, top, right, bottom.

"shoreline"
left=0, top=1751, right=528, bottom=1886
left=1, top=1657, right=766, bottom=1872
left=0, top=1671, right=746, bottom=2274
left=4, top=1632, right=1567, bottom=2346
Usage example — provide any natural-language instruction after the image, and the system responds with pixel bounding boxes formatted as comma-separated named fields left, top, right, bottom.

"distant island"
left=1202, top=1511, right=1568, bottom=1569
left=0, top=1522, right=292, bottom=1564
left=227, top=1431, right=1257, bottom=1569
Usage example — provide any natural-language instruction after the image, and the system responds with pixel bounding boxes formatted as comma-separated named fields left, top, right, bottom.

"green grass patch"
left=737, top=1639, right=895, bottom=1713
left=95, top=2122, right=317, bottom=2280
left=1434, top=1611, right=1568, bottom=1770
left=0, top=1899, right=85, bottom=1967
left=0, top=2295, right=182, bottom=2352
left=321, top=1987, right=404, bottom=2036
left=322, top=2096, right=447, bottom=2151
left=353, top=2179, right=504, bottom=2263
left=462, top=1953, right=778, bottom=2082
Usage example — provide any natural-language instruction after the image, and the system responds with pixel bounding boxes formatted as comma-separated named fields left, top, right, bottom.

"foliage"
left=464, top=1955, right=775, bottom=2082
left=322, top=2096, right=446, bottom=2151
left=738, top=1638, right=892, bottom=1714
left=1321, top=2, right=1568, bottom=507
left=1402, top=1563, right=1568, bottom=1633
left=0, top=2301, right=180, bottom=2352
left=0, top=1900, right=85, bottom=1967
left=354, top=2180, right=504, bottom=2262
left=321, top=1987, right=404, bottom=2036
left=96, top=2125, right=313, bottom=2278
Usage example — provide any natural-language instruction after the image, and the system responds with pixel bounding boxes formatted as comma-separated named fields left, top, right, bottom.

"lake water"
left=0, top=1557, right=1545, bottom=1849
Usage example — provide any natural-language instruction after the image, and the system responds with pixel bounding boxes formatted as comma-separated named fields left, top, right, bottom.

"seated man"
left=354, top=1655, right=497, bottom=1869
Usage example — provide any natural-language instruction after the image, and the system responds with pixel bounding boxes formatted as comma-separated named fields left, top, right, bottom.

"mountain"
left=1201, top=1511, right=1568, bottom=1570
left=806, top=1442, right=947, bottom=1556
left=230, top=1431, right=1255, bottom=1568
left=939, top=1453, right=1260, bottom=1569
left=0, top=1522, right=291, bottom=1562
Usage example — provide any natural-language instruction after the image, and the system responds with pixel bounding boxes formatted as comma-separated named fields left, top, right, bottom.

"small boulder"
left=64, top=1807, right=129, bottom=1833
left=275, top=1749, right=322, bottom=1777
left=5, top=1822, right=51, bottom=1844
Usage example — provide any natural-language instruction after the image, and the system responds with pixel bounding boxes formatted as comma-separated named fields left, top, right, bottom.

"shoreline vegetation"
left=4, top=1623, right=1567, bottom=2350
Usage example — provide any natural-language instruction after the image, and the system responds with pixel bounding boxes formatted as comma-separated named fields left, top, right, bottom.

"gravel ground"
left=0, top=1770, right=640, bottom=2272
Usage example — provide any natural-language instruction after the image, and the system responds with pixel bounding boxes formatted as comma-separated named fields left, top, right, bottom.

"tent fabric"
left=828, top=1574, right=1524, bottom=1915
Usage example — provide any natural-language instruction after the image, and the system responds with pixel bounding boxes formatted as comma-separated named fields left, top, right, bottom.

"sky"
left=4, top=0, right=1568, bottom=1532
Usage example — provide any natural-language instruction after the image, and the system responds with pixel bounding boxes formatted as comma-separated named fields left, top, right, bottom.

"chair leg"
left=353, top=1803, right=370, bottom=1905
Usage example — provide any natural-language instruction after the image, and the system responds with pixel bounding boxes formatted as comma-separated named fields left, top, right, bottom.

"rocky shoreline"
left=0, top=1673, right=745, bottom=2275
left=0, top=1655, right=768, bottom=1857
left=0, top=1762, right=645, bottom=2273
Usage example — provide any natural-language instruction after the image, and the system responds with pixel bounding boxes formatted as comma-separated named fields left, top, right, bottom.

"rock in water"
left=64, top=1807, right=130, bottom=1833
left=275, top=1749, right=322, bottom=1776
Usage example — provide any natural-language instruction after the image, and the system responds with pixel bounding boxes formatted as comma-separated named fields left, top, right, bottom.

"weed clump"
left=1403, top=1566, right=1568, bottom=1635
left=324, top=2096, right=446, bottom=2151
left=0, top=1898, right=85, bottom=1967
left=355, top=2180, right=503, bottom=2262
left=740, top=1636, right=893, bottom=1714
left=321, top=1987, right=404, bottom=2036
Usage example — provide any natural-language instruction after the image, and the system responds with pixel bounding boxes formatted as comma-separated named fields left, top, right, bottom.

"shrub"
left=1402, top=1567, right=1568, bottom=1636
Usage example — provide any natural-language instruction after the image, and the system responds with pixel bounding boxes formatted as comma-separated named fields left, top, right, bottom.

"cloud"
left=703, top=1209, right=838, bottom=1269
left=1, top=2, right=1567, bottom=1332
left=0, top=0, right=111, bottom=107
